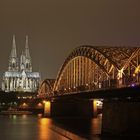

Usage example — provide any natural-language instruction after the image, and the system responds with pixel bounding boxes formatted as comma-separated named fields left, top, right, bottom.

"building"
left=2, top=35, right=40, bottom=92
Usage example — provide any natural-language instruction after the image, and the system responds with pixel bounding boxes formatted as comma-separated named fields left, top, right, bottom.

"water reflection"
left=38, top=118, right=51, bottom=140
left=22, top=114, right=27, bottom=119
left=91, top=114, right=102, bottom=134
left=0, top=115, right=38, bottom=140
left=0, top=114, right=106, bottom=140
left=51, top=117, right=101, bottom=139
left=38, top=117, right=69, bottom=140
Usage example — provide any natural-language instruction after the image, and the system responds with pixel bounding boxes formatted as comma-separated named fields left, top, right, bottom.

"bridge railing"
left=51, top=79, right=140, bottom=97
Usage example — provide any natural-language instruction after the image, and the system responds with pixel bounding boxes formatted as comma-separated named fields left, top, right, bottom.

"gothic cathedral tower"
left=2, top=35, right=40, bottom=92
left=8, top=35, right=19, bottom=71
left=20, top=35, right=32, bottom=72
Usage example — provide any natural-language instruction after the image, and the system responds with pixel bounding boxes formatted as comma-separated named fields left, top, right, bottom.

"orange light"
left=43, top=100, right=46, bottom=104
left=37, top=103, right=43, bottom=108
left=93, top=100, right=97, bottom=117
left=22, top=102, right=28, bottom=108
left=45, top=101, right=50, bottom=106
left=23, top=103, right=26, bottom=106
left=44, top=101, right=51, bottom=117
left=38, top=118, right=51, bottom=139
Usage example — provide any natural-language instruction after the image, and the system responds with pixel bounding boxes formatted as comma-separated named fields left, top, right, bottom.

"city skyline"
left=0, top=0, right=140, bottom=82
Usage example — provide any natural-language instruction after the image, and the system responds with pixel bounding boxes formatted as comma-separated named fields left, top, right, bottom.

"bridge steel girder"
left=51, top=46, right=140, bottom=96
left=38, top=79, right=55, bottom=98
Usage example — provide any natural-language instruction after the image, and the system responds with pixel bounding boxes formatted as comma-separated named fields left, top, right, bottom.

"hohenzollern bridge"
left=38, top=45, right=140, bottom=97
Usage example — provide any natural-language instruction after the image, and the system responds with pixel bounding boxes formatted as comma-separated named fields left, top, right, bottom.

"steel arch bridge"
left=52, top=45, right=140, bottom=96
left=38, top=79, right=55, bottom=98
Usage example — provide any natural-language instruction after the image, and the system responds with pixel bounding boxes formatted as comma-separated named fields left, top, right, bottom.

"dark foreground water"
left=0, top=114, right=137, bottom=140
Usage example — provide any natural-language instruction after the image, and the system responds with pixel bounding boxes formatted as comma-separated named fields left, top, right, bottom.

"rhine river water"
left=0, top=114, right=129, bottom=140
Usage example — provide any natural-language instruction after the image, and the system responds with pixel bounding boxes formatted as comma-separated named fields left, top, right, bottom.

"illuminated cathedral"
left=2, top=35, right=40, bottom=92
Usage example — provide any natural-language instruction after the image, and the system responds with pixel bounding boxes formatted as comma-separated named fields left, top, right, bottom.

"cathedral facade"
left=2, top=35, right=40, bottom=92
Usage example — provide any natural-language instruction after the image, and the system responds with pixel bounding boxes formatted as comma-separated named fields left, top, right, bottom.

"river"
left=0, top=114, right=128, bottom=140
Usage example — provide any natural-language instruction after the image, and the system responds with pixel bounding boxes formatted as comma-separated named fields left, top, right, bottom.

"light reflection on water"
left=0, top=114, right=103, bottom=140
left=38, top=118, right=51, bottom=140
left=91, top=114, right=102, bottom=135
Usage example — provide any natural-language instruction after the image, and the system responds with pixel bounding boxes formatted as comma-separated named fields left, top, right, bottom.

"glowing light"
left=45, top=101, right=50, bottom=106
left=96, top=100, right=103, bottom=107
left=22, top=102, right=28, bottom=108
left=93, top=100, right=97, bottom=117
left=13, top=115, right=17, bottom=120
left=44, top=101, right=51, bottom=117
left=37, top=103, right=43, bottom=108
left=43, top=100, right=46, bottom=104
left=22, top=114, right=27, bottom=119
left=38, top=118, right=51, bottom=139
left=131, top=83, right=135, bottom=87
left=29, top=96, right=32, bottom=99
left=135, top=65, right=140, bottom=74
left=117, top=68, right=124, bottom=79
left=38, top=114, right=42, bottom=118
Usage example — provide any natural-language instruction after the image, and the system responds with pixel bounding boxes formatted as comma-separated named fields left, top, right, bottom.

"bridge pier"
left=44, top=101, right=51, bottom=117
left=102, top=99, right=140, bottom=136
left=44, top=98, right=97, bottom=118
left=93, top=99, right=98, bottom=117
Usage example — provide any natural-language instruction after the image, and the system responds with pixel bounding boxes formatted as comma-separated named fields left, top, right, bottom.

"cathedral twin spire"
left=25, top=35, right=31, bottom=59
left=9, top=35, right=32, bottom=72
left=10, top=35, right=17, bottom=58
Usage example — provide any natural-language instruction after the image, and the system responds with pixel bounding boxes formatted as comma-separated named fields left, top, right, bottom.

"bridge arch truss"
left=38, top=79, right=55, bottom=98
left=53, top=45, right=140, bottom=95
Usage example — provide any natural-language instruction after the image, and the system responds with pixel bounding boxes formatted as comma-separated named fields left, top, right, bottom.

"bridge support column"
left=102, top=99, right=140, bottom=136
left=51, top=99, right=94, bottom=118
left=93, top=99, right=98, bottom=117
left=44, top=101, right=51, bottom=117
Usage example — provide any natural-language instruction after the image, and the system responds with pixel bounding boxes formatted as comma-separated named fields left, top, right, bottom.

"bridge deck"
left=50, top=86, right=140, bottom=100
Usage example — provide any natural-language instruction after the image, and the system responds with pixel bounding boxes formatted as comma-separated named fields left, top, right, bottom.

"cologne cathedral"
left=2, top=35, right=40, bottom=92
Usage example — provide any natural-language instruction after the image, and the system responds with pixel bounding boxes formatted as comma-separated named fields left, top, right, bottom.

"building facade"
left=2, top=35, right=40, bottom=92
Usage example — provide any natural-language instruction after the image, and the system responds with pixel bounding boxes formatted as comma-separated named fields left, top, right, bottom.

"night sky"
left=0, top=0, right=140, bottom=82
